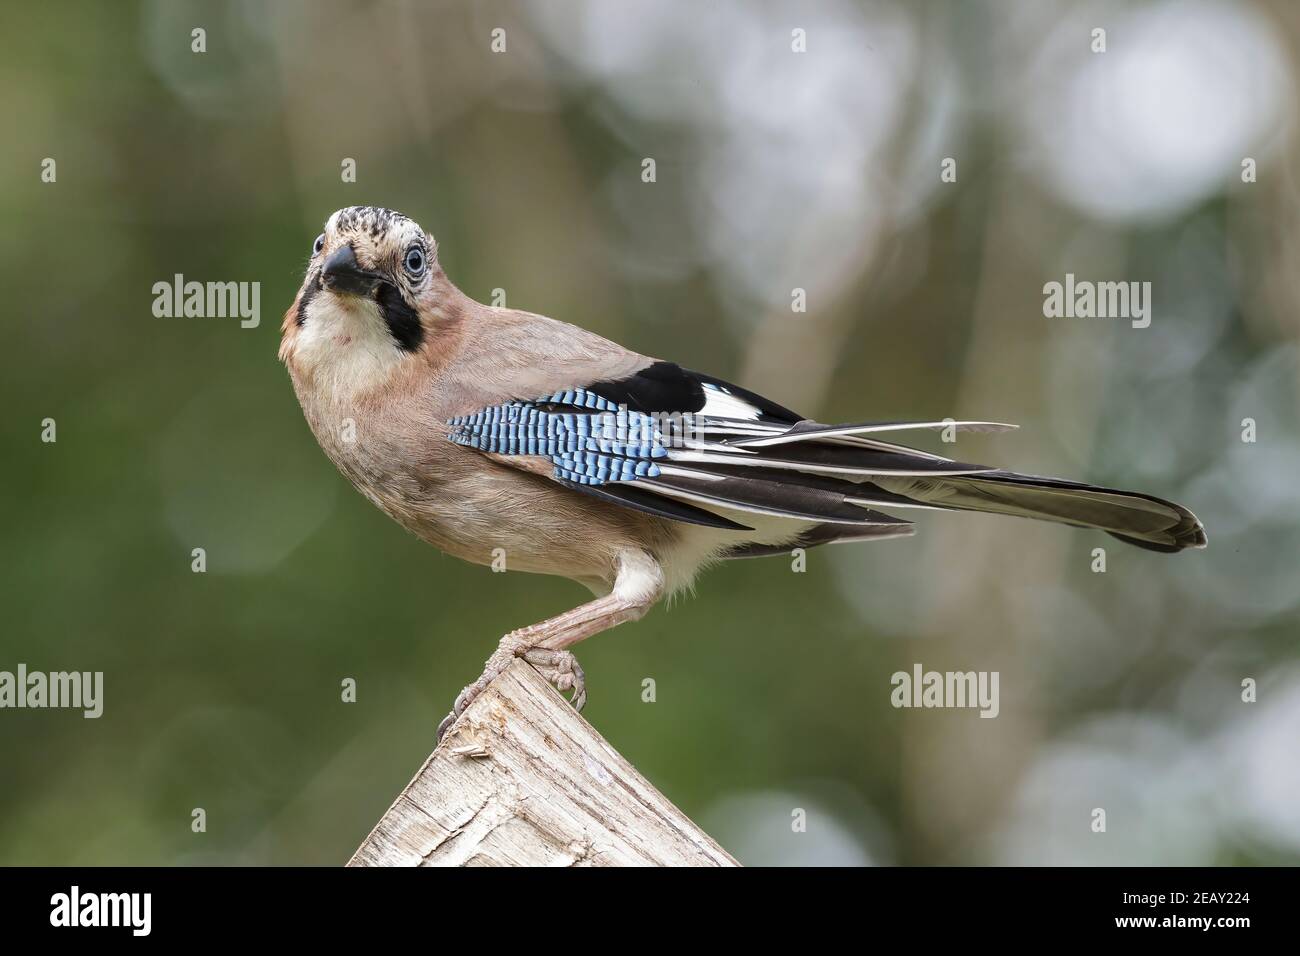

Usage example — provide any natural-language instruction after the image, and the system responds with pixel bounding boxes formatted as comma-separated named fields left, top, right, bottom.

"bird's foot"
left=521, top=647, right=586, bottom=711
left=436, top=630, right=585, bottom=741
left=436, top=638, right=519, bottom=741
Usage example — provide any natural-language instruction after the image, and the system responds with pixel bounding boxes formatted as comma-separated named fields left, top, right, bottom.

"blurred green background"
left=2, top=0, right=1299, bottom=865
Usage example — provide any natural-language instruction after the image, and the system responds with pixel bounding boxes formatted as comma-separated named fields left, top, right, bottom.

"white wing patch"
left=698, top=382, right=764, bottom=420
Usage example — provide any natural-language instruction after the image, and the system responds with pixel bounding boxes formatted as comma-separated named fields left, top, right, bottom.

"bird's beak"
left=321, top=245, right=383, bottom=296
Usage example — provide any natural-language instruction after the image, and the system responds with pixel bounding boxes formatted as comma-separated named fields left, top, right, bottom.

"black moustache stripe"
left=376, top=283, right=424, bottom=353
left=296, top=274, right=321, bottom=326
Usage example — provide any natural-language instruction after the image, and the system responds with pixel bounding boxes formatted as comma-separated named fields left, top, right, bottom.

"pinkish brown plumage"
left=281, top=206, right=1205, bottom=738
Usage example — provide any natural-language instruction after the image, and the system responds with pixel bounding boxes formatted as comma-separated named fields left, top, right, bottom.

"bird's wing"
left=446, top=361, right=1002, bottom=533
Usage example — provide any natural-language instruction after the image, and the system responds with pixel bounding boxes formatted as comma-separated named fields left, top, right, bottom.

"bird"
left=280, top=205, right=1207, bottom=739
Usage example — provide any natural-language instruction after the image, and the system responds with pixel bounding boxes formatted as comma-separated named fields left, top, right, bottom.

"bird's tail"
left=867, top=470, right=1207, bottom=553
left=633, top=416, right=1206, bottom=554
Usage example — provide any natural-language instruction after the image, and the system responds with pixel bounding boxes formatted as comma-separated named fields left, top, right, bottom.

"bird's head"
left=280, top=206, right=455, bottom=393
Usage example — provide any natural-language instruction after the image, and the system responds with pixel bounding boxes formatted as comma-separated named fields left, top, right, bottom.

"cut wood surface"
left=348, top=659, right=739, bottom=867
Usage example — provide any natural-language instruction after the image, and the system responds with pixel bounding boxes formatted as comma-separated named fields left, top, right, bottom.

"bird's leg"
left=437, top=550, right=664, bottom=741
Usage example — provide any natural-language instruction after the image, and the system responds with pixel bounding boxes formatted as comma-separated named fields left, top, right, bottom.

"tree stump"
left=348, top=659, right=738, bottom=866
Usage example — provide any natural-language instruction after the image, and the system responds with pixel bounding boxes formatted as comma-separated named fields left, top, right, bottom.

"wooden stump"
left=348, top=659, right=738, bottom=867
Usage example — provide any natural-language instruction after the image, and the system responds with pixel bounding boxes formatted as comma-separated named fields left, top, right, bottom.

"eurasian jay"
left=280, top=206, right=1206, bottom=738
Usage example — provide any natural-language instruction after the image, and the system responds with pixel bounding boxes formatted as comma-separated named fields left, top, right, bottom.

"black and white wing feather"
left=448, top=361, right=1206, bottom=553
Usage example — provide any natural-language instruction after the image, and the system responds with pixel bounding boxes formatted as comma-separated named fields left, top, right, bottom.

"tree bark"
left=347, top=659, right=738, bottom=867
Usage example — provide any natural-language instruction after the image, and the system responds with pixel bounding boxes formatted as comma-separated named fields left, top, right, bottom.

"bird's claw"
left=522, top=647, right=587, bottom=711
left=436, top=635, right=586, bottom=742
left=436, top=642, right=517, bottom=741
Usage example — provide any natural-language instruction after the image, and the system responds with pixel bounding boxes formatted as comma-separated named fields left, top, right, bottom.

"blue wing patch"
left=447, top=387, right=668, bottom=485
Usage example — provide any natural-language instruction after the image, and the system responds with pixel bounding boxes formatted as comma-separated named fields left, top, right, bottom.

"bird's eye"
left=312, top=234, right=325, bottom=256
left=404, top=246, right=426, bottom=276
